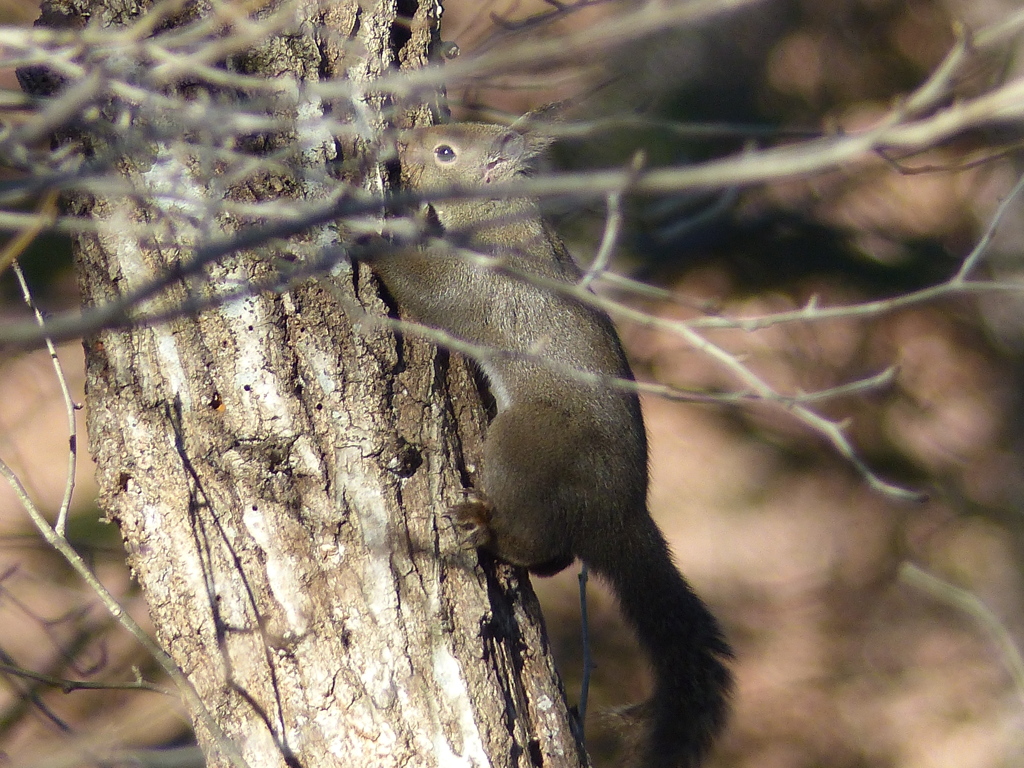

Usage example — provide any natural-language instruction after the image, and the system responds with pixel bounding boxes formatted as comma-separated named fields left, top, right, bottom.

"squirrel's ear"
left=485, top=126, right=550, bottom=183
left=510, top=103, right=562, bottom=158
left=521, top=131, right=555, bottom=160
left=491, top=124, right=552, bottom=166
left=490, top=130, right=527, bottom=163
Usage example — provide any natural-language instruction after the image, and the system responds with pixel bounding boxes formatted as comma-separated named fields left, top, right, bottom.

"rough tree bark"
left=24, top=0, right=589, bottom=766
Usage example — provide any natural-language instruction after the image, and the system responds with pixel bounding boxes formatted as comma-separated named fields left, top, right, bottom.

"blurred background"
left=2, top=0, right=1024, bottom=766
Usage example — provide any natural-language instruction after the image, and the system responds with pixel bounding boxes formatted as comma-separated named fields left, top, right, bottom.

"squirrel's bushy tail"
left=587, top=516, right=732, bottom=768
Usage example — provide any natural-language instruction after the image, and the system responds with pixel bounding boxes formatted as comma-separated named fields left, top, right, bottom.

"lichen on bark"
left=21, top=0, right=588, bottom=765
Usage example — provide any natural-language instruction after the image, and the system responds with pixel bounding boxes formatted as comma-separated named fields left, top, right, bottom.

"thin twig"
left=0, top=457, right=251, bottom=768
left=953, top=169, right=1024, bottom=282
left=579, top=190, right=624, bottom=290
left=576, top=563, right=592, bottom=732
left=342, top=264, right=918, bottom=499
left=444, top=244, right=926, bottom=501
left=685, top=168, right=1024, bottom=332
left=787, top=367, right=898, bottom=404
left=900, top=562, right=1024, bottom=706
left=0, top=662, right=173, bottom=695
left=12, top=261, right=79, bottom=536
left=8, top=191, right=79, bottom=535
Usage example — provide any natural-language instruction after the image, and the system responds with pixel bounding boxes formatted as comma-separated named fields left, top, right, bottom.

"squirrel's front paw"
left=449, top=490, right=494, bottom=550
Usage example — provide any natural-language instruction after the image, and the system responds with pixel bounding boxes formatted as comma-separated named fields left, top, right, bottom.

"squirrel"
left=362, top=122, right=733, bottom=768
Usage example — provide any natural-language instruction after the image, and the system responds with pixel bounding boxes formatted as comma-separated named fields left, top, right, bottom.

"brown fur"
left=364, top=123, right=732, bottom=767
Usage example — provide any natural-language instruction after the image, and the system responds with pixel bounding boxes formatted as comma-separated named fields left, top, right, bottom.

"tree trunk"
left=25, top=0, right=588, bottom=765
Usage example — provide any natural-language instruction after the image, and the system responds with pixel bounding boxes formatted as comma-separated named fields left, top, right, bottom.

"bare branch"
left=0, top=661, right=173, bottom=695
left=579, top=190, right=624, bottom=290
left=685, top=169, right=1024, bottom=331
left=0, top=457, right=251, bottom=768
left=901, top=563, right=1024, bottom=706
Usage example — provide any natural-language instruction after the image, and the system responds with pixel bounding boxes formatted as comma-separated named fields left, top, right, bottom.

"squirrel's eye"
left=434, top=144, right=457, bottom=163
